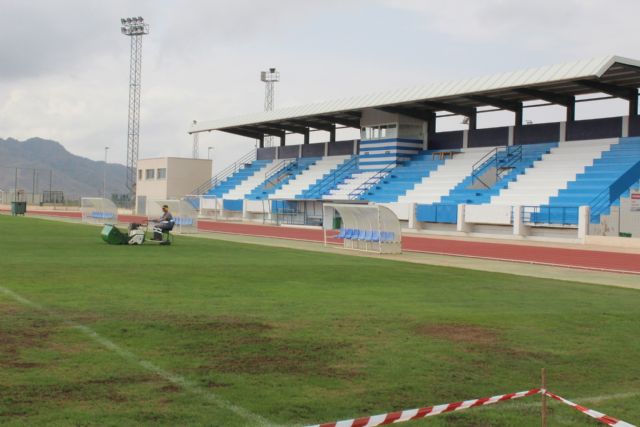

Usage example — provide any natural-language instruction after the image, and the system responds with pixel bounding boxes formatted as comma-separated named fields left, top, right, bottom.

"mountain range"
left=0, top=137, right=128, bottom=200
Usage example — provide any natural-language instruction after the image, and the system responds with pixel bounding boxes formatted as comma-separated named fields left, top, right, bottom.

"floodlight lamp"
left=270, top=67, right=276, bottom=73
left=121, top=26, right=126, bottom=33
left=138, top=16, right=143, bottom=21
left=121, top=18, right=126, bottom=24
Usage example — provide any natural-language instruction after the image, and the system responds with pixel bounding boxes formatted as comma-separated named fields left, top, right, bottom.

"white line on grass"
left=0, top=285, right=279, bottom=427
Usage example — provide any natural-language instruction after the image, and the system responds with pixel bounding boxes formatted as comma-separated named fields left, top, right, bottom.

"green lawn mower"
left=101, top=222, right=172, bottom=245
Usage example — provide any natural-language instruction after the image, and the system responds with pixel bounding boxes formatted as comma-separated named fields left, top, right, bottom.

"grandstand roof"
left=191, top=55, right=640, bottom=137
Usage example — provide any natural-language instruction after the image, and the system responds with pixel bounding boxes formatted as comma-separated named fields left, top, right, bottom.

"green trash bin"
left=11, top=201, right=27, bottom=216
left=101, top=224, right=129, bottom=245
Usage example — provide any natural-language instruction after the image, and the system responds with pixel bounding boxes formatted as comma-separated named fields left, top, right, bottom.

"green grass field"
left=1, top=215, right=639, bottom=426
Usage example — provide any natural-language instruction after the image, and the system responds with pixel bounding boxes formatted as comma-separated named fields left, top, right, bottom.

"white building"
left=135, top=157, right=212, bottom=214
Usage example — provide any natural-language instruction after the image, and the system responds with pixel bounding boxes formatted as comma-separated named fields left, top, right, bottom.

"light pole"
left=103, top=147, right=109, bottom=198
left=260, top=67, right=280, bottom=147
left=207, top=146, right=213, bottom=160
left=120, top=16, right=149, bottom=202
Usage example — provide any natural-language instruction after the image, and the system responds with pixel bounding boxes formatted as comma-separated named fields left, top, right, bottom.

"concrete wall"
left=428, top=130, right=464, bottom=150
left=566, top=117, right=622, bottom=141
left=468, top=126, right=509, bottom=148
left=136, top=158, right=169, bottom=201
left=302, top=143, right=325, bottom=158
left=514, top=122, right=561, bottom=145
left=136, top=157, right=212, bottom=202
left=257, top=147, right=277, bottom=160
left=278, top=145, right=299, bottom=159
left=166, top=158, right=212, bottom=199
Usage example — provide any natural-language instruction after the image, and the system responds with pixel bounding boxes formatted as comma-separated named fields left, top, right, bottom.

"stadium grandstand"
left=188, top=55, right=640, bottom=239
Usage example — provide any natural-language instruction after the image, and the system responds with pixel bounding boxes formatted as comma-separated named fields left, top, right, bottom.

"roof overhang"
left=190, top=55, right=640, bottom=138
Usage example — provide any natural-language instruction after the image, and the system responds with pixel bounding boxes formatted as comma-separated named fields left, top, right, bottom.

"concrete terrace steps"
left=206, top=159, right=271, bottom=198
left=490, top=138, right=617, bottom=206
left=398, top=147, right=495, bottom=204
left=222, top=159, right=279, bottom=199
left=247, top=157, right=319, bottom=200
left=269, top=155, right=351, bottom=199
left=324, top=171, right=379, bottom=200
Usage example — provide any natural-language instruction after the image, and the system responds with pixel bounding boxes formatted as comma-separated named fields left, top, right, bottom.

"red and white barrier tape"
left=544, top=391, right=636, bottom=427
left=307, top=388, right=541, bottom=427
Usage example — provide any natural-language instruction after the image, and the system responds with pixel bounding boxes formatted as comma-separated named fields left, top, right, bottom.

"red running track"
left=9, top=210, right=640, bottom=274
left=197, top=220, right=640, bottom=274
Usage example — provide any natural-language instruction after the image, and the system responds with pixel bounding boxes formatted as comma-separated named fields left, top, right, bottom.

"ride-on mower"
left=101, top=222, right=172, bottom=245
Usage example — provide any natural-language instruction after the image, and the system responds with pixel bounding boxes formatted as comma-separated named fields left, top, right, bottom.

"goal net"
left=323, top=203, right=402, bottom=254
left=148, top=199, right=199, bottom=234
left=81, top=198, right=118, bottom=225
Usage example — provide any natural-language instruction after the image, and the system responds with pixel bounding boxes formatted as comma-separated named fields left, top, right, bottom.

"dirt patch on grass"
left=0, top=318, right=54, bottom=368
left=416, top=323, right=501, bottom=346
left=170, top=316, right=361, bottom=379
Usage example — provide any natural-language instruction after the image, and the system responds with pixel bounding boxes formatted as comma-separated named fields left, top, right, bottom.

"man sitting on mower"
left=150, top=204, right=174, bottom=241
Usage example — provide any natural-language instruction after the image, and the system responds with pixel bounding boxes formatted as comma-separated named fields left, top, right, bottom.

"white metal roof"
left=190, top=55, right=640, bottom=134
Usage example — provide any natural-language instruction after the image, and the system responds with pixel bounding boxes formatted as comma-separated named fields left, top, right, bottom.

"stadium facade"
left=186, top=55, right=640, bottom=239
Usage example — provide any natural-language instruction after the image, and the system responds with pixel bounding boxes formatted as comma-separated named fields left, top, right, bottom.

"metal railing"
left=189, top=149, right=256, bottom=195
left=589, top=160, right=640, bottom=222
left=348, top=161, right=396, bottom=200
left=471, top=145, right=522, bottom=188
left=262, top=159, right=295, bottom=190
left=304, top=156, right=359, bottom=199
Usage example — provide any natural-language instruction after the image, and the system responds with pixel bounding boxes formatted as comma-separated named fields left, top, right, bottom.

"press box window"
left=157, top=168, right=166, bottom=179
left=145, top=169, right=155, bottom=179
left=361, top=123, right=397, bottom=140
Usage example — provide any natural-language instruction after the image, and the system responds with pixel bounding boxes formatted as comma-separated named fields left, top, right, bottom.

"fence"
left=270, top=199, right=324, bottom=226
left=0, top=165, right=55, bottom=204
left=307, top=369, right=635, bottom=427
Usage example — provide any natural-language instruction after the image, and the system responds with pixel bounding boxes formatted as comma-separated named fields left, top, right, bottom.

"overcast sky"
left=1, top=0, right=639, bottom=171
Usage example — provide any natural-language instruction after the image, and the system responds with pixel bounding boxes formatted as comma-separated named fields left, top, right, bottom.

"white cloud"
left=1, top=0, right=639, bottom=173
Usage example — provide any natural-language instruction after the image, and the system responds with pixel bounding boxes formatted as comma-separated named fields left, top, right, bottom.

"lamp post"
left=103, top=146, right=109, bottom=198
left=260, top=67, right=280, bottom=147
left=120, top=16, right=149, bottom=201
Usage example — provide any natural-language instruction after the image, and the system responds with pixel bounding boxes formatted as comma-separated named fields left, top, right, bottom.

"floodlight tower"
left=120, top=16, right=149, bottom=200
left=192, top=120, right=199, bottom=158
left=260, top=67, right=280, bottom=147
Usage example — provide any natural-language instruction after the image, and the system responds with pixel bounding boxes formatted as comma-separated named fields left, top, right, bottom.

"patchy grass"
left=0, top=215, right=639, bottom=426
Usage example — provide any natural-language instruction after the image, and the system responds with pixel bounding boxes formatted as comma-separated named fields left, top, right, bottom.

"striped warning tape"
left=307, top=388, right=541, bottom=427
left=544, top=391, right=636, bottom=427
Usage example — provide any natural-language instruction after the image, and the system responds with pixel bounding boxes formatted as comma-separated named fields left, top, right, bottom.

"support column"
left=258, top=136, right=265, bottom=148
left=329, top=125, right=336, bottom=143
left=508, top=126, right=515, bottom=146
left=622, top=116, right=630, bottom=138
left=462, top=130, right=469, bottom=149
left=303, top=129, right=310, bottom=144
left=566, top=101, right=575, bottom=123
left=629, top=96, right=638, bottom=117
left=279, top=134, right=286, bottom=147
left=514, top=108, right=523, bottom=127
left=468, top=114, right=477, bottom=130
left=578, top=206, right=590, bottom=241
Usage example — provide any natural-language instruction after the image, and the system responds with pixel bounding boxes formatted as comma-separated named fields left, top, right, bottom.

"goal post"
left=323, top=203, right=402, bottom=254
left=81, top=198, right=118, bottom=225
left=149, top=199, right=199, bottom=234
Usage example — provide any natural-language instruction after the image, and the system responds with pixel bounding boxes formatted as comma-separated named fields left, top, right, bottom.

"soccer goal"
left=149, top=199, right=199, bottom=234
left=81, top=198, right=118, bottom=225
left=323, top=203, right=402, bottom=254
